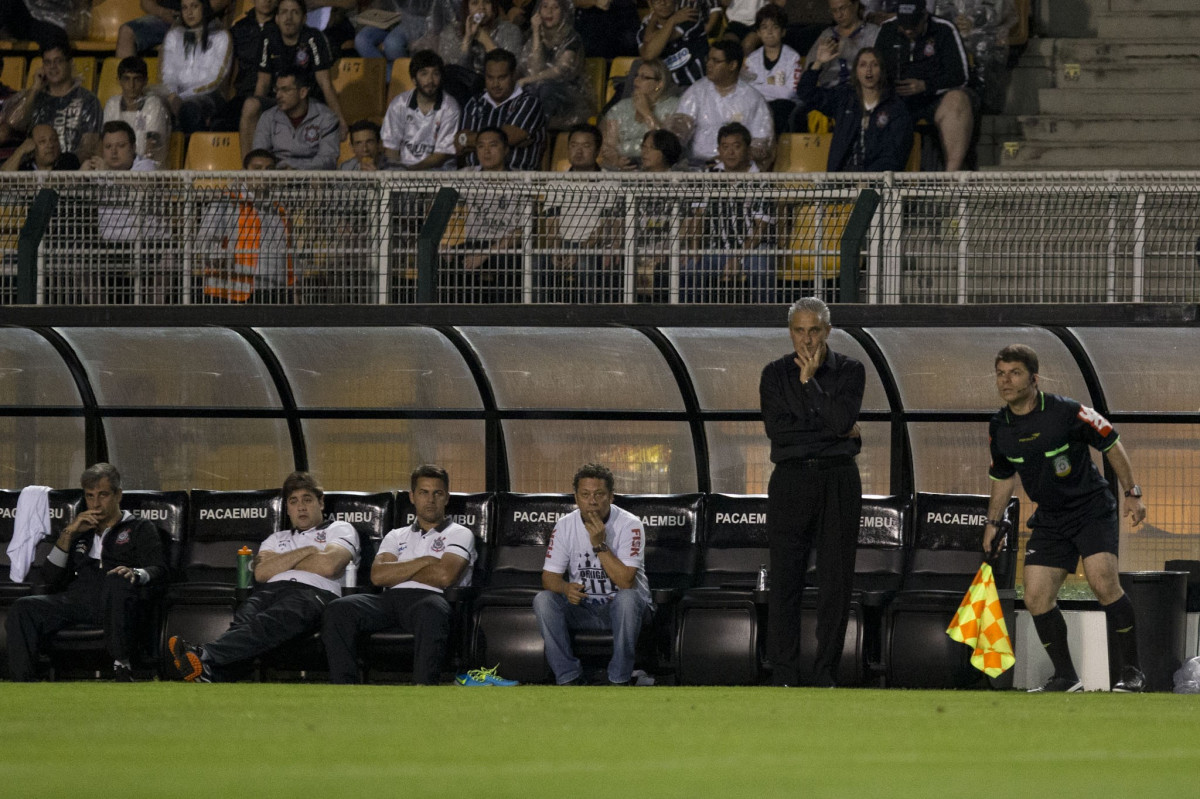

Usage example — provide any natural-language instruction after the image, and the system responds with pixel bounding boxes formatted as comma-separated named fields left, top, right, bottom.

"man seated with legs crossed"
left=323, top=464, right=481, bottom=685
left=533, top=462, right=651, bottom=685
left=169, top=471, right=359, bottom=682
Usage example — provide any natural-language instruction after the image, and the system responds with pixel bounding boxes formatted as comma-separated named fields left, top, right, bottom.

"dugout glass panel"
left=104, top=417, right=293, bottom=490
left=866, top=327, right=1091, bottom=410
left=503, top=420, right=697, bottom=493
left=1107, top=423, right=1200, bottom=570
left=458, top=327, right=684, bottom=411
left=0, top=417, right=87, bottom=488
left=706, top=420, right=891, bottom=495
left=0, top=328, right=82, bottom=406
left=257, top=327, right=483, bottom=409
left=1070, top=328, right=1200, bottom=413
left=301, top=419, right=487, bottom=493
left=55, top=327, right=280, bottom=408
left=662, top=328, right=889, bottom=412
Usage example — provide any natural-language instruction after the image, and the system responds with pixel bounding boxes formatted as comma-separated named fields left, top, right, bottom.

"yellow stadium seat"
left=338, top=136, right=354, bottom=166
left=184, top=132, right=243, bottom=170
left=1010, top=0, right=1030, bottom=46
left=96, top=56, right=160, bottom=105
left=332, top=57, right=386, bottom=124
left=606, top=56, right=635, bottom=104
left=75, top=0, right=144, bottom=51
left=165, top=131, right=186, bottom=169
left=387, top=58, right=414, bottom=104
left=2, top=56, right=26, bottom=91
left=583, top=57, right=606, bottom=122
left=550, top=131, right=569, bottom=171
left=784, top=202, right=853, bottom=282
left=774, top=133, right=831, bottom=173
left=27, top=57, right=98, bottom=93
left=906, top=132, right=922, bottom=172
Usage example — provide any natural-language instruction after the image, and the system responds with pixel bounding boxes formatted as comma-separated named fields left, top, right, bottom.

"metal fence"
left=3, top=170, right=1200, bottom=305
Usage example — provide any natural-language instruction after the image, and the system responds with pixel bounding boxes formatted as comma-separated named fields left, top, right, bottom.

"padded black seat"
left=675, top=494, right=769, bottom=685
left=469, top=492, right=575, bottom=683
left=160, top=489, right=282, bottom=679
left=259, top=490, right=395, bottom=679
left=567, top=493, right=703, bottom=680
left=0, top=489, right=82, bottom=679
left=796, top=495, right=911, bottom=687
left=884, top=493, right=1018, bottom=689
left=47, top=490, right=188, bottom=679
left=360, top=491, right=491, bottom=683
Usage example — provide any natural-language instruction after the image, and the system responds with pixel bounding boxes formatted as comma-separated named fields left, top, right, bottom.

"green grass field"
left=3, top=684, right=1198, bottom=798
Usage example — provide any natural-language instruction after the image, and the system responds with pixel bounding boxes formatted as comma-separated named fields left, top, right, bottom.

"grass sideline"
left=1, top=683, right=1196, bottom=798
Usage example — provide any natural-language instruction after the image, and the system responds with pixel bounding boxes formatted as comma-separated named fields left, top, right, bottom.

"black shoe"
left=1028, top=675, right=1083, bottom=693
left=113, top=664, right=135, bottom=682
left=1113, top=666, right=1146, bottom=693
left=168, top=635, right=208, bottom=682
left=560, top=676, right=585, bottom=686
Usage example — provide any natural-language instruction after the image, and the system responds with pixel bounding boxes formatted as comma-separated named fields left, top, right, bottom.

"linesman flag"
left=946, top=560, right=1015, bottom=677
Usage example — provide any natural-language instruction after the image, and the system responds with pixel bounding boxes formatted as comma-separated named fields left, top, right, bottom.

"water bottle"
left=757, top=564, right=769, bottom=592
left=344, top=558, right=357, bottom=590
left=236, top=545, right=254, bottom=589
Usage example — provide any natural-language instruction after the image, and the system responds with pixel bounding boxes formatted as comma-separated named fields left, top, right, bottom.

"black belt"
left=778, top=455, right=857, bottom=471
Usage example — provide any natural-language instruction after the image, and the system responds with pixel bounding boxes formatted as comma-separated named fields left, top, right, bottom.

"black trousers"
left=203, top=581, right=335, bottom=680
left=322, top=589, right=452, bottom=685
left=6, top=567, right=142, bottom=681
left=767, top=457, right=862, bottom=686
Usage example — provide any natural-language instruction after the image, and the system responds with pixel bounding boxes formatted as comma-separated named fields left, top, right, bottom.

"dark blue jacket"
left=796, top=67, right=913, bottom=172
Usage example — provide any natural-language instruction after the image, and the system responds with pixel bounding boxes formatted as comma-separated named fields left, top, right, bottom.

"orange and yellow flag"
left=946, top=562, right=1015, bottom=677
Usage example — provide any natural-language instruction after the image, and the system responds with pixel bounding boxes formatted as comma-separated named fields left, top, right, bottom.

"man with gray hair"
left=759, top=296, right=864, bottom=686
left=6, top=463, right=167, bottom=681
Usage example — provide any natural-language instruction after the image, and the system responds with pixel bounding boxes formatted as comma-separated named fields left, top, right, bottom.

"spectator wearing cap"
left=874, top=1, right=971, bottom=170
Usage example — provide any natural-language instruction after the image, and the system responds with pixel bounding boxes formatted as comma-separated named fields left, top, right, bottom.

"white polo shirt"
left=543, top=504, right=650, bottom=603
left=259, top=519, right=359, bottom=595
left=377, top=520, right=476, bottom=594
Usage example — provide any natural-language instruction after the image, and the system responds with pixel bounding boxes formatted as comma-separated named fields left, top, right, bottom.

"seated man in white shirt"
left=533, top=462, right=652, bottom=685
left=380, top=49, right=461, bottom=171
left=667, top=38, right=775, bottom=169
left=323, top=464, right=478, bottom=685
left=168, top=471, right=360, bottom=682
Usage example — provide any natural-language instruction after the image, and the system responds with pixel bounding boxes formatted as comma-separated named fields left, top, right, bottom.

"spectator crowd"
left=0, top=0, right=1019, bottom=174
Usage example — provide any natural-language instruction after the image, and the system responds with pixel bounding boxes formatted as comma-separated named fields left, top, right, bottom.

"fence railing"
left=3, top=171, right=1199, bottom=305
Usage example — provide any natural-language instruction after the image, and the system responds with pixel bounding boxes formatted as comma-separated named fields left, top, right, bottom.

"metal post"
left=17, top=189, right=59, bottom=305
left=416, top=187, right=460, bottom=303
left=838, top=188, right=880, bottom=302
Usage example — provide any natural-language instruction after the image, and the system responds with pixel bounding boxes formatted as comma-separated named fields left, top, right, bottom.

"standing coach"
left=760, top=296, right=864, bottom=687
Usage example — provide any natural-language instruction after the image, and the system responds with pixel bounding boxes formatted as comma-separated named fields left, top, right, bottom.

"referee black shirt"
left=760, top=348, right=865, bottom=463
left=988, top=391, right=1119, bottom=522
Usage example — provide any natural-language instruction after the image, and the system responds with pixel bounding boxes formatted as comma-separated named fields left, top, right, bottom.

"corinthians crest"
left=1053, top=454, right=1071, bottom=478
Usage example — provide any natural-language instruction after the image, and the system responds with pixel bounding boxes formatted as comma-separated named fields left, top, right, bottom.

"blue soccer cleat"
left=455, top=665, right=520, bottom=686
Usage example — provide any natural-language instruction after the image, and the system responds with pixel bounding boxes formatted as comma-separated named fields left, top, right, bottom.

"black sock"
left=1031, top=606, right=1077, bottom=679
left=1102, top=593, right=1140, bottom=671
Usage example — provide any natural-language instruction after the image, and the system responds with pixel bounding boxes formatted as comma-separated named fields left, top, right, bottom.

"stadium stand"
left=332, top=57, right=387, bottom=124
left=583, top=56, right=606, bottom=122
left=606, top=56, right=634, bottom=104
left=386, top=58, right=414, bottom=104
left=74, top=0, right=143, bottom=53
left=183, top=131, right=242, bottom=169
left=26, top=56, right=97, bottom=93
left=2, top=56, right=27, bottom=90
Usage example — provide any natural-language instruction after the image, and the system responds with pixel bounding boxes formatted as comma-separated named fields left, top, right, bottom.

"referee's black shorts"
left=1024, top=502, right=1119, bottom=572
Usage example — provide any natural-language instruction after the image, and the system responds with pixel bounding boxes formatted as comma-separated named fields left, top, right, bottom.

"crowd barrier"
left=0, top=487, right=1021, bottom=687
left=3, top=171, right=1200, bottom=306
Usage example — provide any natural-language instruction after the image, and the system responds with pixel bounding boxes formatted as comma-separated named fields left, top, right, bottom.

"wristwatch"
left=592, top=542, right=610, bottom=555
left=1124, top=485, right=1143, bottom=498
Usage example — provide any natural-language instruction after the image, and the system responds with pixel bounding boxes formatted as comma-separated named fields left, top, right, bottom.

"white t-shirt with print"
left=377, top=520, right=477, bottom=594
left=543, top=504, right=650, bottom=603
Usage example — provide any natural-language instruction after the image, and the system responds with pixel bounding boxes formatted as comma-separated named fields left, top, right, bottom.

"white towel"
left=8, top=485, right=51, bottom=583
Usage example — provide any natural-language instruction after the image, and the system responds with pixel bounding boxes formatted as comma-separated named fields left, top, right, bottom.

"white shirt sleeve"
left=543, top=522, right=569, bottom=574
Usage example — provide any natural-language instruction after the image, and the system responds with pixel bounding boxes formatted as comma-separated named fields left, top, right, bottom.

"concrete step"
left=1019, top=115, right=1200, bottom=143
left=1053, top=38, right=1200, bottom=64
left=994, top=139, right=1200, bottom=169
left=1096, top=12, right=1200, bottom=40
left=1037, top=87, right=1200, bottom=115
left=1050, top=61, right=1200, bottom=89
